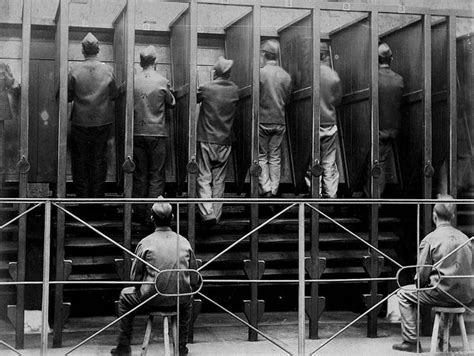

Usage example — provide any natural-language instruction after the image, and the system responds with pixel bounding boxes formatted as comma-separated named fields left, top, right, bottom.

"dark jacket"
left=134, top=68, right=175, bottom=137
left=379, top=66, right=404, bottom=139
left=131, top=226, right=199, bottom=306
left=320, top=64, right=342, bottom=127
left=197, top=78, right=239, bottom=145
left=259, top=61, right=292, bottom=125
left=417, top=223, right=473, bottom=304
left=68, top=55, right=117, bottom=127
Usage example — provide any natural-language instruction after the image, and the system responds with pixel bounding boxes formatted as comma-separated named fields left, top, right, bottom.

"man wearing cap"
left=392, top=194, right=473, bottom=353
left=68, top=32, right=118, bottom=198
left=196, top=56, right=239, bottom=226
left=364, top=42, right=404, bottom=197
left=258, top=39, right=292, bottom=198
left=133, top=45, right=176, bottom=223
left=111, top=197, right=199, bottom=356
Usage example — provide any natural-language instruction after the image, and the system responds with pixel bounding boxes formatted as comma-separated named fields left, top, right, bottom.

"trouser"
left=320, top=132, right=339, bottom=198
left=398, top=285, right=457, bottom=343
left=117, top=287, right=192, bottom=349
left=133, top=136, right=167, bottom=217
left=196, top=142, right=231, bottom=222
left=364, top=138, right=393, bottom=197
left=258, top=124, right=286, bottom=195
left=71, top=124, right=111, bottom=198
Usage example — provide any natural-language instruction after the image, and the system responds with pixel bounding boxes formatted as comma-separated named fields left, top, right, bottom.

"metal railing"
left=0, top=197, right=472, bottom=355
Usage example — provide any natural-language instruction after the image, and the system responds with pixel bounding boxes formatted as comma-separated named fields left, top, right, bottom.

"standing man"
left=318, top=49, right=342, bottom=198
left=196, top=56, right=239, bottom=225
left=258, top=39, right=292, bottom=198
left=111, top=197, right=199, bottom=356
left=133, top=45, right=175, bottom=223
left=392, top=195, right=472, bottom=352
left=0, top=62, right=20, bottom=121
left=365, top=42, right=404, bottom=197
left=68, top=32, right=117, bottom=198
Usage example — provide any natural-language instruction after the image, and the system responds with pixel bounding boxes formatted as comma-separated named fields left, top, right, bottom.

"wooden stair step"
left=0, top=241, right=18, bottom=254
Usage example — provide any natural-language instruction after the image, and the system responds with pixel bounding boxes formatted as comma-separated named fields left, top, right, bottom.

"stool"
left=141, top=311, right=178, bottom=356
left=430, top=307, right=470, bottom=353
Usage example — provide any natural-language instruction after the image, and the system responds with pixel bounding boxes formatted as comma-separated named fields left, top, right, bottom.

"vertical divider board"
left=169, top=3, right=195, bottom=246
left=447, top=16, right=457, bottom=199
left=53, top=0, right=69, bottom=347
left=14, top=0, right=32, bottom=349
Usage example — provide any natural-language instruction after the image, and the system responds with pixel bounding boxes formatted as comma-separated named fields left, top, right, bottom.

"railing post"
left=41, top=201, right=52, bottom=356
left=298, top=202, right=306, bottom=355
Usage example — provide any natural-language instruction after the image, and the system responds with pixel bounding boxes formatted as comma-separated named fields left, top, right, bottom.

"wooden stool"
left=141, top=311, right=178, bottom=356
left=430, top=307, right=470, bottom=353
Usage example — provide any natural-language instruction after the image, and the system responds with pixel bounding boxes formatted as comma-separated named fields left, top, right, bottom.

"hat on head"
left=151, top=196, right=173, bottom=220
left=261, top=40, right=279, bottom=55
left=82, top=32, right=99, bottom=54
left=213, top=56, right=233, bottom=76
left=378, top=43, right=392, bottom=59
left=140, top=45, right=157, bottom=62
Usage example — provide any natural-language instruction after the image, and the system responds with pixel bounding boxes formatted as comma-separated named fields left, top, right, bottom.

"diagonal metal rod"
left=306, top=203, right=403, bottom=268
left=0, top=202, right=43, bottom=229
left=198, top=203, right=297, bottom=271
left=54, top=203, right=161, bottom=274
left=197, top=291, right=294, bottom=355
left=438, top=288, right=474, bottom=313
left=65, top=293, right=159, bottom=355
left=433, top=236, right=473, bottom=269
left=0, top=340, right=22, bottom=355
left=309, top=288, right=400, bottom=355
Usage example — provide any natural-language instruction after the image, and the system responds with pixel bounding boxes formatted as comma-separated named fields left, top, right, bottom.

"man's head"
left=213, top=56, right=233, bottom=80
left=378, top=42, right=393, bottom=66
left=261, top=39, right=279, bottom=63
left=140, top=45, right=157, bottom=69
left=433, top=194, right=455, bottom=224
left=82, top=32, right=100, bottom=56
left=151, top=196, right=173, bottom=227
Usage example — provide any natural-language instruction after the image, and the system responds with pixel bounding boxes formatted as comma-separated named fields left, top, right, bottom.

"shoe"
left=392, top=341, right=422, bottom=353
left=179, top=345, right=189, bottom=355
left=110, top=344, right=131, bottom=355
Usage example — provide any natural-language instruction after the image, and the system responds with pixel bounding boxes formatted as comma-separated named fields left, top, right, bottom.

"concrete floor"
left=1, top=312, right=473, bottom=355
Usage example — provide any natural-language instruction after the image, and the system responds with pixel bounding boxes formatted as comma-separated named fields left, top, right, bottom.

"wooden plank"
left=447, top=16, right=457, bottom=199
left=53, top=0, right=69, bottom=347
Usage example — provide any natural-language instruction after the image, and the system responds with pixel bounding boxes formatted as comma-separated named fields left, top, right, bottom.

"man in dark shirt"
left=133, top=45, right=175, bottom=222
left=0, top=62, right=20, bottom=121
left=392, top=195, right=473, bottom=353
left=258, top=40, right=292, bottom=198
left=111, top=197, right=199, bottom=356
left=196, top=56, right=239, bottom=225
left=68, top=32, right=117, bottom=198
left=364, top=43, right=404, bottom=197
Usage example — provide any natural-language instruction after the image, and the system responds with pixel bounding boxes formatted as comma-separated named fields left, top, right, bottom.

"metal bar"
left=40, top=201, right=52, bottom=356
left=447, top=16, right=457, bottom=200
left=422, top=14, right=432, bottom=238
left=65, top=293, right=159, bottom=355
left=0, top=202, right=43, bottom=229
left=309, top=288, right=400, bottom=355
left=54, top=204, right=161, bottom=274
left=197, top=292, right=293, bottom=355
left=306, top=204, right=403, bottom=268
left=0, top=340, right=22, bottom=355
left=298, top=203, right=305, bottom=355
left=415, top=204, right=421, bottom=353
left=434, top=236, right=474, bottom=269
left=438, top=289, right=474, bottom=314
left=198, top=203, right=296, bottom=271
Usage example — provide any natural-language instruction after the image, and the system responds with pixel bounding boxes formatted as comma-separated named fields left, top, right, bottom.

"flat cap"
left=213, top=56, right=233, bottom=76
left=151, top=196, right=173, bottom=220
left=140, top=45, right=157, bottom=61
left=378, top=43, right=392, bottom=59
left=82, top=32, right=99, bottom=53
left=261, top=40, right=279, bottom=55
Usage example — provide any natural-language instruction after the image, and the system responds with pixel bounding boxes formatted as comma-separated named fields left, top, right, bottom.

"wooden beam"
left=447, top=16, right=457, bottom=199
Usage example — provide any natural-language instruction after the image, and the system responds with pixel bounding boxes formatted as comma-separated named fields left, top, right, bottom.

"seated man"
left=111, top=197, right=199, bottom=356
left=392, top=194, right=473, bottom=353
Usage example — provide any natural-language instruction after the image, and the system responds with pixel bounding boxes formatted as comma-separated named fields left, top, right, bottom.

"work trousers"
left=133, top=136, right=167, bottom=217
left=364, top=138, right=394, bottom=197
left=71, top=124, right=111, bottom=198
left=258, top=124, right=286, bottom=195
left=398, top=285, right=457, bottom=343
left=196, top=141, right=231, bottom=222
left=117, top=286, right=192, bottom=349
left=320, top=132, right=339, bottom=198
